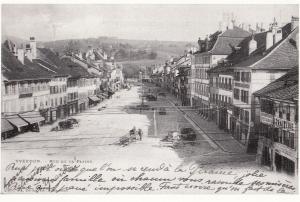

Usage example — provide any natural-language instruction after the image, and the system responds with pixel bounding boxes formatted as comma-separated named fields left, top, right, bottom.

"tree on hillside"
left=64, top=40, right=80, bottom=56
left=148, top=51, right=157, bottom=60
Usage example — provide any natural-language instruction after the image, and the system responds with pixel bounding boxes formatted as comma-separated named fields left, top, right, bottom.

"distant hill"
left=2, top=35, right=196, bottom=79
left=42, top=36, right=196, bottom=62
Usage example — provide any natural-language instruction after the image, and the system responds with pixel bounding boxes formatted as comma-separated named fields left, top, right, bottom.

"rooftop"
left=1, top=45, right=54, bottom=81
left=254, top=67, right=298, bottom=101
left=227, top=23, right=298, bottom=70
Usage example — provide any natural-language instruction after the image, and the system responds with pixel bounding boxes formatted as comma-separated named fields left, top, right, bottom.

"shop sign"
left=274, top=117, right=295, bottom=131
left=234, top=82, right=250, bottom=88
left=261, top=115, right=273, bottom=125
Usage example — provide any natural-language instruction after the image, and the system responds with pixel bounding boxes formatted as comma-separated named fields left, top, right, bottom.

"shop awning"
left=19, top=111, right=45, bottom=124
left=89, top=96, right=101, bottom=102
left=6, top=115, right=28, bottom=128
left=1, top=119, right=15, bottom=133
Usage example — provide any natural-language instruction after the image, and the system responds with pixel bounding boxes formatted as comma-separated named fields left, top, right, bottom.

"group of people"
left=130, top=126, right=143, bottom=140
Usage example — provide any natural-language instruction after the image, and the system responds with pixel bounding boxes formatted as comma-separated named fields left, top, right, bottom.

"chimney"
left=205, top=36, right=209, bottom=51
left=256, top=23, right=260, bottom=33
left=197, top=37, right=202, bottom=51
left=248, top=35, right=257, bottom=55
left=29, top=37, right=37, bottom=59
left=291, top=16, right=299, bottom=30
left=266, top=31, right=273, bottom=50
left=228, top=20, right=234, bottom=30
left=25, top=43, right=33, bottom=62
left=274, top=28, right=282, bottom=44
left=17, top=48, right=24, bottom=64
left=248, top=24, right=252, bottom=32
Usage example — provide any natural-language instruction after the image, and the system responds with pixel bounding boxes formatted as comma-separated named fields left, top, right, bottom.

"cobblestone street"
left=2, top=84, right=256, bottom=170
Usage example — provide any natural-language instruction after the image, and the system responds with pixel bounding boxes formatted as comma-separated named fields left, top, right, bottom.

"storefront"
left=50, top=107, right=57, bottom=123
left=68, top=100, right=78, bottom=116
left=6, top=115, right=29, bottom=133
left=89, top=96, right=101, bottom=107
left=97, top=94, right=106, bottom=102
left=274, top=152, right=296, bottom=176
left=1, top=119, right=17, bottom=140
left=200, top=99, right=209, bottom=119
left=19, top=111, right=45, bottom=132
left=219, top=107, right=228, bottom=130
left=78, top=98, right=88, bottom=112
left=40, top=108, right=51, bottom=123
left=211, top=104, right=218, bottom=125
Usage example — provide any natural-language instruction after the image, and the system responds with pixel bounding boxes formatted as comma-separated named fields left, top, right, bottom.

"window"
left=290, top=133, right=295, bottom=149
left=241, top=90, right=249, bottom=104
left=279, top=102, right=283, bottom=118
left=245, top=110, right=249, bottom=123
left=270, top=73, right=275, bottom=82
left=240, top=109, right=244, bottom=121
left=234, top=72, right=240, bottom=81
left=261, top=99, right=275, bottom=115
left=5, top=85, right=9, bottom=95
left=234, top=88, right=240, bottom=99
left=286, top=105, right=290, bottom=121
left=273, top=128, right=279, bottom=142
left=283, top=130, right=289, bottom=146
left=225, top=78, right=228, bottom=89
left=295, top=107, right=298, bottom=123
left=247, top=73, right=251, bottom=82
left=241, top=72, right=245, bottom=82
left=234, top=106, right=240, bottom=117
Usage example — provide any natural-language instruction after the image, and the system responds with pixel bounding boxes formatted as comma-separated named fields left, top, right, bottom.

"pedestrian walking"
left=138, top=129, right=143, bottom=140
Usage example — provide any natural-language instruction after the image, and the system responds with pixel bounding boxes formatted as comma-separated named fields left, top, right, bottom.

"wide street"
left=2, top=83, right=258, bottom=170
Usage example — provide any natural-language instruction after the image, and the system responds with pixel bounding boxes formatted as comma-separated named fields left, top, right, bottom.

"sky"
left=1, top=4, right=299, bottom=42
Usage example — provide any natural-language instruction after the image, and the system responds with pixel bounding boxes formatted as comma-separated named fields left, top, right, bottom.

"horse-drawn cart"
left=119, top=129, right=140, bottom=146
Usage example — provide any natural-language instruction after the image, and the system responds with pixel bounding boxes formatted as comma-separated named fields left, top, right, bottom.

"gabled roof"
left=228, top=24, right=298, bottom=70
left=254, top=67, right=298, bottom=101
left=36, top=48, right=96, bottom=78
left=207, top=65, right=234, bottom=75
left=61, top=57, right=94, bottom=78
left=251, top=27, right=298, bottom=70
left=209, top=27, right=251, bottom=55
left=219, top=26, right=251, bottom=38
left=1, top=45, right=53, bottom=81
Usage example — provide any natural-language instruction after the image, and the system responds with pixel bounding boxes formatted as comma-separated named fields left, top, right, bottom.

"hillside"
left=42, top=37, right=196, bottom=62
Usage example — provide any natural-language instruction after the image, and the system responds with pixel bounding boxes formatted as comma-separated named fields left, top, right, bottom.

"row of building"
left=151, top=17, right=299, bottom=175
left=1, top=37, right=124, bottom=140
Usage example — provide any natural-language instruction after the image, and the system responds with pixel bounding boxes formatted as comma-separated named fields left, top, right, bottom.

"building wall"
left=2, top=80, right=51, bottom=114
left=256, top=96, right=298, bottom=176
left=232, top=68, right=291, bottom=147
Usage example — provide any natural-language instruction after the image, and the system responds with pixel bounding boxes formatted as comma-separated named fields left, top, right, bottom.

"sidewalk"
left=166, top=93, right=246, bottom=154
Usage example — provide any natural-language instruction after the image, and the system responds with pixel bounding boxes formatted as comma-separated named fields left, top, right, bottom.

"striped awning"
left=1, top=119, right=15, bottom=133
left=6, top=115, right=28, bottom=128
left=19, top=111, right=45, bottom=124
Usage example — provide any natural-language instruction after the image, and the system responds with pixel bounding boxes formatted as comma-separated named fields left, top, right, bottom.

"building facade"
left=191, top=27, right=250, bottom=120
left=229, top=20, right=298, bottom=151
left=254, top=67, right=298, bottom=176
